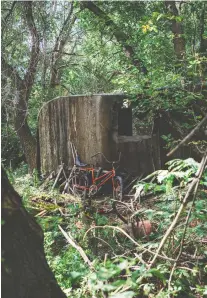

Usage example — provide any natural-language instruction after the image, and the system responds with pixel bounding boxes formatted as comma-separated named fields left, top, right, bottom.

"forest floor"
left=10, top=157, right=207, bottom=298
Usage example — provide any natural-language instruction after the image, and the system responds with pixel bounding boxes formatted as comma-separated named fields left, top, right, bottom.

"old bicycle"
left=63, top=151, right=123, bottom=201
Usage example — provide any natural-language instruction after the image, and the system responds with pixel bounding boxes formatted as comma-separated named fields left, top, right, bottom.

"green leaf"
left=97, top=267, right=120, bottom=280
left=148, top=268, right=165, bottom=281
left=102, top=284, right=117, bottom=291
left=70, top=271, right=83, bottom=280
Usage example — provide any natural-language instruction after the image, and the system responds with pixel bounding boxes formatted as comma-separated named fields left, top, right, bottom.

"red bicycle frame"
left=79, top=166, right=116, bottom=191
left=69, top=147, right=121, bottom=196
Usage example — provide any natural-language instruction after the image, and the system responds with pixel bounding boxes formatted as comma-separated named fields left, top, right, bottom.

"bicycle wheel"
left=70, top=173, right=88, bottom=200
left=113, top=176, right=123, bottom=201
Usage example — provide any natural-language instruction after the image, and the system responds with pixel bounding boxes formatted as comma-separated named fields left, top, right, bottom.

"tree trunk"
left=14, top=90, right=37, bottom=172
left=1, top=167, right=67, bottom=298
left=15, top=118, right=37, bottom=172
left=165, top=1, right=185, bottom=61
left=200, top=3, right=207, bottom=54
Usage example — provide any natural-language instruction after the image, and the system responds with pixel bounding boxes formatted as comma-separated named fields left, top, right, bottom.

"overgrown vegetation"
left=2, top=1, right=207, bottom=169
left=2, top=1, right=207, bottom=297
left=10, top=156, right=207, bottom=298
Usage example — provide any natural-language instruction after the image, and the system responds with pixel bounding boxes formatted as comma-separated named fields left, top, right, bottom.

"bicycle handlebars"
left=91, top=152, right=121, bottom=164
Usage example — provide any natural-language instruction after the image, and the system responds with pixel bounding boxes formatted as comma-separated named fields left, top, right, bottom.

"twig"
left=59, top=209, right=80, bottom=218
left=51, top=164, right=63, bottom=190
left=111, top=199, right=133, bottom=212
left=104, top=253, right=108, bottom=266
left=134, top=253, right=146, bottom=265
left=181, top=252, right=206, bottom=261
left=167, top=114, right=207, bottom=157
left=94, top=236, right=115, bottom=255
left=2, top=1, right=16, bottom=29
left=35, top=210, right=47, bottom=217
left=112, top=285, right=131, bottom=295
left=58, top=225, right=94, bottom=268
left=40, top=171, right=55, bottom=190
left=84, top=225, right=175, bottom=263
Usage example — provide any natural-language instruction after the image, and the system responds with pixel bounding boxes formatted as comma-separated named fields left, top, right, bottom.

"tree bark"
left=14, top=103, right=37, bottom=172
left=165, top=1, right=185, bottom=61
left=2, top=167, right=67, bottom=298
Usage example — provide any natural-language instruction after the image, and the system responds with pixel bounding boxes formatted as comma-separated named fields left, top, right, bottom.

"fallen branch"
left=111, top=199, right=133, bottom=212
left=35, top=210, right=47, bottom=217
left=51, top=164, right=64, bottom=190
left=181, top=252, right=207, bottom=261
left=58, top=225, right=94, bottom=268
left=167, top=114, right=207, bottom=157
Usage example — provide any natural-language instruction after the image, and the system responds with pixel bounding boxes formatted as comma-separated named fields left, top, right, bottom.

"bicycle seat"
left=75, top=156, right=88, bottom=167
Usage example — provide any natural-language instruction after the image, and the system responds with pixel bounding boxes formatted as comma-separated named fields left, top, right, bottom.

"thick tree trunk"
left=15, top=118, right=37, bottom=172
left=200, top=3, right=207, bottom=54
left=165, top=1, right=185, bottom=61
left=1, top=167, right=67, bottom=298
left=14, top=92, right=37, bottom=172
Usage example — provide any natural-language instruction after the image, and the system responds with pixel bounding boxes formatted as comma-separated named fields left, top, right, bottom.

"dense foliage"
left=2, top=1, right=207, bottom=297
left=1, top=1, right=207, bottom=167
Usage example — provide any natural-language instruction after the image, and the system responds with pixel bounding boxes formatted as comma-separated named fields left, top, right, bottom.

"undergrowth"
left=8, top=158, right=207, bottom=298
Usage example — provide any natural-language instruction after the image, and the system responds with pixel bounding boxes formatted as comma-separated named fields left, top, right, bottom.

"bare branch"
left=58, top=225, right=94, bottom=268
left=167, top=114, right=207, bottom=157
left=2, top=1, right=16, bottom=31
left=50, top=3, right=77, bottom=87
